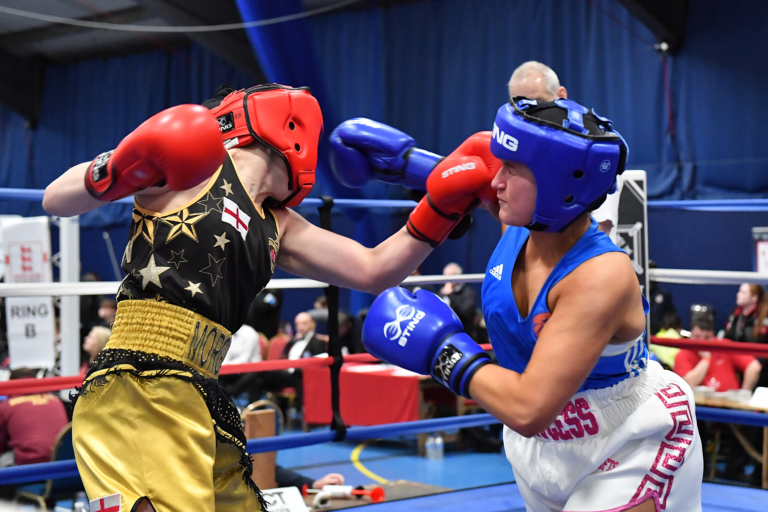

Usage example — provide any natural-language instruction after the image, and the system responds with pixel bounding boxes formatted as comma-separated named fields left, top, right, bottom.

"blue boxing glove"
left=330, top=118, right=443, bottom=190
left=363, top=287, right=491, bottom=398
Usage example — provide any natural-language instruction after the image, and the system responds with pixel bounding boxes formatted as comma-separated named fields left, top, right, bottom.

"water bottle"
left=73, top=492, right=89, bottom=512
left=425, top=432, right=444, bottom=459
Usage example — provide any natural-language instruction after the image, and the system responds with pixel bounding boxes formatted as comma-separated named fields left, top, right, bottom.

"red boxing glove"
left=406, top=132, right=500, bottom=246
left=85, top=104, right=227, bottom=202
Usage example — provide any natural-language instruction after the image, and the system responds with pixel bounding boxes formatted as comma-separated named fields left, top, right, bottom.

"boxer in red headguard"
left=43, top=84, right=499, bottom=512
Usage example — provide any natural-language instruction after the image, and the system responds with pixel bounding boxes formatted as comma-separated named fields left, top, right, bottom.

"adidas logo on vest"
left=489, top=264, right=503, bottom=281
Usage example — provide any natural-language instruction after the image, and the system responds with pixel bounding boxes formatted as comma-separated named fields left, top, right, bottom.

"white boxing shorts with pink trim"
left=504, top=361, right=703, bottom=512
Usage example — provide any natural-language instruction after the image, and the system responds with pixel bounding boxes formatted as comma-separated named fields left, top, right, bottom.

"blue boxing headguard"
left=490, top=97, right=628, bottom=232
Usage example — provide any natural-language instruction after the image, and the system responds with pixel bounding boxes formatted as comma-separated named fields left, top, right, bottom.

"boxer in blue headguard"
left=358, top=98, right=704, bottom=512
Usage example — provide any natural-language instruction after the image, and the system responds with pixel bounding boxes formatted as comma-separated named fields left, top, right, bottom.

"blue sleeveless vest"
left=481, top=220, right=650, bottom=391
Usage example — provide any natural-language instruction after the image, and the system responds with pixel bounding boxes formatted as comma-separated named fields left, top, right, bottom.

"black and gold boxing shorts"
left=72, top=300, right=265, bottom=512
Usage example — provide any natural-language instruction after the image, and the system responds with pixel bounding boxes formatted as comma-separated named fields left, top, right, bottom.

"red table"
left=303, top=363, right=457, bottom=427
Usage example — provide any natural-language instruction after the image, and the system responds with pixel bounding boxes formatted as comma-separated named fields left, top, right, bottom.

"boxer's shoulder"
left=549, top=251, right=639, bottom=311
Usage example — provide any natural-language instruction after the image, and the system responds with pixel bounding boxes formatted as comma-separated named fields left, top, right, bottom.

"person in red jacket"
left=674, top=318, right=762, bottom=391
left=0, top=368, right=69, bottom=501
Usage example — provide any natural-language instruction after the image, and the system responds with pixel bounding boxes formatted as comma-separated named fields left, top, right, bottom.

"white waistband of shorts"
left=542, top=361, right=669, bottom=440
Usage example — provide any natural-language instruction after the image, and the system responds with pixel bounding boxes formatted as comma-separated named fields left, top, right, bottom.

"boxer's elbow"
left=42, top=185, right=67, bottom=216
left=509, top=409, right=552, bottom=438
left=498, top=401, right=552, bottom=438
left=363, top=275, right=405, bottom=296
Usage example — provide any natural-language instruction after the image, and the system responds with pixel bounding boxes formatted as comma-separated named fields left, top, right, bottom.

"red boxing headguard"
left=208, top=84, right=323, bottom=208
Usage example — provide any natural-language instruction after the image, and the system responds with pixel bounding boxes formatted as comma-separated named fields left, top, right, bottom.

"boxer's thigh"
left=212, top=441, right=263, bottom=512
left=73, top=374, right=218, bottom=511
left=564, top=379, right=703, bottom=512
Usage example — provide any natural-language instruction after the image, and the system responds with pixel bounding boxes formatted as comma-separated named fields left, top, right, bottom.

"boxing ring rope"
left=2, top=337, right=765, bottom=397
left=3, top=188, right=768, bottom=487
left=7, top=268, right=768, bottom=298
left=2, top=406, right=767, bottom=485
left=650, top=336, right=768, bottom=357
left=5, top=187, right=768, bottom=210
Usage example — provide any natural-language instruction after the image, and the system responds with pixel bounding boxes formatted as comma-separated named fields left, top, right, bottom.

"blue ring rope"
left=1, top=407, right=766, bottom=485
left=2, top=187, right=768, bottom=211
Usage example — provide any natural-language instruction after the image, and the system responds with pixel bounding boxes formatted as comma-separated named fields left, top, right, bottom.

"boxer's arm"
left=274, top=208, right=432, bottom=294
left=43, top=162, right=110, bottom=217
left=468, top=252, right=645, bottom=437
left=43, top=161, right=181, bottom=217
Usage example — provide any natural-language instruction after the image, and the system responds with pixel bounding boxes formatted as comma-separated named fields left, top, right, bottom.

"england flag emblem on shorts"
left=90, top=493, right=121, bottom=511
left=489, top=264, right=503, bottom=281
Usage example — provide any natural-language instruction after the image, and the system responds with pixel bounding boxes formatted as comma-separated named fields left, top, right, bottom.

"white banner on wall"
left=753, top=228, right=768, bottom=274
left=0, top=215, right=22, bottom=280
left=5, top=297, right=56, bottom=369
left=2, top=217, right=56, bottom=370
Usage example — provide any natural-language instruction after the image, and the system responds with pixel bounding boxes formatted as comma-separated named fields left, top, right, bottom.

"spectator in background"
left=727, top=284, right=768, bottom=390
left=338, top=310, right=363, bottom=355
left=247, top=289, right=283, bottom=340
left=276, top=467, right=344, bottom=492
left=220, top=323, right=264, bottom=403
left=725, top=284, right=768, bottom=344
left=0, top=369, right=69, bottom=468
left=79, top=272, right=102, bottom=339
left=648, top=260, right=678, bottom=334
left=674, top=317, right=762, bottom=392
left=223, top=324, right=263, bottom=368
left=308, top=295, right=329, bottom=336
left=649, top=312, right=683, bottom=370
left=439, top=263, right=477, bottom=338
left=243, top=312, right=325, bottom=405
left=403, top=266, right=429, bottom=294
left=97, top=297, right=117, bottom=327
left=288, top=312, right=326, bottom=360
left=507, top=60, right=567, bottom=103
left=80, top=326, right=111, bottom=374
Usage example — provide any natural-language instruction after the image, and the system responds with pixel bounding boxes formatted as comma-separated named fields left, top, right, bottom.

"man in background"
left=674, top=317, right=762, bottom=392
left=439, top=263, right=477, bottom=338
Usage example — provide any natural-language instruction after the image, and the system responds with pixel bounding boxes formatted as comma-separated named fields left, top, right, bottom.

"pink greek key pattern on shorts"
left=631, top=383, right=694, bottom=510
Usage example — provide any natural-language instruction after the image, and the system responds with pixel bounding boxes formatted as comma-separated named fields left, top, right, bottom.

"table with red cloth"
left=303, top=363, right=467, bottom=430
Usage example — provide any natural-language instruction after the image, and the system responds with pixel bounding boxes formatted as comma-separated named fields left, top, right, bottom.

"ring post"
left=318, top=196, right=347, bottom=442
left=59, top=216, right=80, bottom=377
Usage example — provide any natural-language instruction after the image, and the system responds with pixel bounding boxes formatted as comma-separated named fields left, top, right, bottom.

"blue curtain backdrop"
left=0, top=44, right=255, bottom=225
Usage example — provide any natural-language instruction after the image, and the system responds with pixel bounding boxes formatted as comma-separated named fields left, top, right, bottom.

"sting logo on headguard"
left=206, top=84, right=324, bottom=208
left=383, top=304, right=426, bottom=347
left=490, top=97, right=628, bottom=233
left=217, top=112, right=235, bottom=134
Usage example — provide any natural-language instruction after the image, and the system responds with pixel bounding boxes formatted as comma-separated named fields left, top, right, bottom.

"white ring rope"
left=1, top=270, right=766, bottom=297
left=0, top=274, right=485, bottom=297
left=0, top=1, right=361, bottom=34
left=648, top=268, right=768, bottom=286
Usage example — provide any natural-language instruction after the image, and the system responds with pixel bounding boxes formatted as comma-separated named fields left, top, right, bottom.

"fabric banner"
left=2, top=217, right=55, bottom=369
